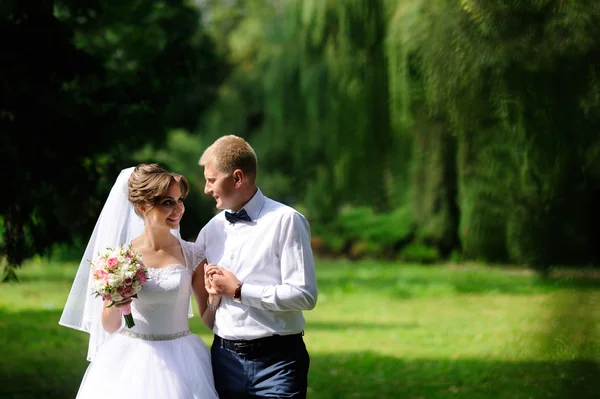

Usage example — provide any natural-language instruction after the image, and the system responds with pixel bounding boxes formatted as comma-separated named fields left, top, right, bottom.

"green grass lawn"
left=1, top=259, right=600, bottom=398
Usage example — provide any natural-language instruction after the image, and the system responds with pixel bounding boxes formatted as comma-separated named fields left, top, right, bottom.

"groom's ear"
left=233, top=169, right=243, bottom=186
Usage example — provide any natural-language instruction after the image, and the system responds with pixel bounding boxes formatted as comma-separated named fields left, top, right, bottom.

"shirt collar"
left=227, top=188, right=265, bottom=221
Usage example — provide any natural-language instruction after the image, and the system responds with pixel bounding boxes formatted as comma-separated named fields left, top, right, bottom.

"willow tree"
left=201, top=0, right=402, bottom=222
left=408, top=0, right=600, bottom=267
left=386, top=0, right=460, bottom=256
left=251, top=0, right=398, bottom=223
left=200, top=0, right=600, bottom=266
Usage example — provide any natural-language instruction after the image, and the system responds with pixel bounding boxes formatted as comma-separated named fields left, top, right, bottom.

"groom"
left=195, top=135, right=318, bottom=399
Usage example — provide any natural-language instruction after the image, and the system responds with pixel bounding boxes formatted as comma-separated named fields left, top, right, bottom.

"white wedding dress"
left=75, top=240, right=218, bottom=399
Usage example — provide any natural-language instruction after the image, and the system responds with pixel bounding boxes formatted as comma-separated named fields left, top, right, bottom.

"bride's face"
left=144, top=183, right=185, bottom=230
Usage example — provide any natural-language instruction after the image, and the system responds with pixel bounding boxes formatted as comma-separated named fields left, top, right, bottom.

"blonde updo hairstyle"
left=199, top=135, right=257, bottom=182
left=128, top=163, right=190, bottom=218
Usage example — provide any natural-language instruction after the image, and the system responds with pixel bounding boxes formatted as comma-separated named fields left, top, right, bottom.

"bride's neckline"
left=131, top=238, right=186, bottom=270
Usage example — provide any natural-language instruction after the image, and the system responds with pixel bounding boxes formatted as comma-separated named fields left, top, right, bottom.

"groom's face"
left=203, top=161, right=236, bottom=210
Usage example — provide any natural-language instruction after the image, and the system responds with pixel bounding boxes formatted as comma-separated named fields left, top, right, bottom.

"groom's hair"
left=199, top=135, right=258, bottom=182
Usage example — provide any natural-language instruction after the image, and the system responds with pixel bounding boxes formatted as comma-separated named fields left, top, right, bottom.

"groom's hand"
left=209, top=267, right=241, bottom=298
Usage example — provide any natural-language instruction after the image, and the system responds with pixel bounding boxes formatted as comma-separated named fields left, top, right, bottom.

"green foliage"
left=402, top=0, right=600, bottom=267
left=262, top=0, right=395, bottom=217
left=456, top=130, right=510, bottom=262
left=195, top=0, right=600, bottom=269
left=337, top=206, right=413, bottom=246
left=201, top=0, right=400, bottom=224
left=0, top=0, right=223, bottom=278
left=397, top=243, right=440, bottom=263
left=311, top=206, right=414, bottom=259
left=48, top=242, right=86, bottom=263
left=409, top=112, right=459, bottom=255
left=6, top=0, right=600, bottom=273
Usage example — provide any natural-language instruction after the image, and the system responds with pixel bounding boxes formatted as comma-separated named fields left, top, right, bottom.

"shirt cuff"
left=240, top=283, right=263, bottom=308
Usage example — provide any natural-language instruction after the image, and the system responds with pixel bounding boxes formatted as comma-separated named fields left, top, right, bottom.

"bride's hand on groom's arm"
left=207, top=267, right=241, bottom=298
left=204, top=263, right=223, bottom=296
left=194, top=263, right=221, bottom=329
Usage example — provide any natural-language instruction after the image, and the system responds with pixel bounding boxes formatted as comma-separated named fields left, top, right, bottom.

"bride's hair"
left=128, top=163, right=190, bottom=217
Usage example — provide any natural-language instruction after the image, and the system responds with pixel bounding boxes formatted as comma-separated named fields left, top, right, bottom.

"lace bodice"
left=126, top=240, right=204, bottom=336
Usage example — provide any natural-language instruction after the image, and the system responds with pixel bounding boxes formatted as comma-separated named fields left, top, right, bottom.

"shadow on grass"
left=1, top=308, right=599, bottom=399
left=0, top=309, right=89, bottom=399
left=308, top=352, right=600, bottom=399
left=316, top=261, right=600, bottom=298
left=3, top=258, right=600, bottom=399
left=537, top=285, right=600, bottom=399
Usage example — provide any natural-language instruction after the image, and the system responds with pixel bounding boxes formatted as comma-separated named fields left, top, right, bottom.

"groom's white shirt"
left=196, top=188, right=318, bottom=340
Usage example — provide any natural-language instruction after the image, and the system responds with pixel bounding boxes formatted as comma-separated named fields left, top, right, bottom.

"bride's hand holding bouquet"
left=89, top=244, right=149, bottom=328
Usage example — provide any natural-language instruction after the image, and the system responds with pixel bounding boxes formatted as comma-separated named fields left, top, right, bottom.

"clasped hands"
left=204, top=263, right=241, bottom=298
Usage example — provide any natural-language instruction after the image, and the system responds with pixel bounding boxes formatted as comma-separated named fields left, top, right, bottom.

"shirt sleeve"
left=241, top=212, right=318, bottom=311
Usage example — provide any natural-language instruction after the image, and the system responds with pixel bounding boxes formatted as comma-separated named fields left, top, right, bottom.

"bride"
left=59, top=164, right=220, bottom=399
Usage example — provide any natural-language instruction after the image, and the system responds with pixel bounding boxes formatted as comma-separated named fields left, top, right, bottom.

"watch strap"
left=233, top=283, right=243, bottom=302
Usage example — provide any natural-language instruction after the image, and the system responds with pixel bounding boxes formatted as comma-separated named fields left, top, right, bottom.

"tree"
left=410, top=0, right=600, bottom=267
left=0, top=0, right=223, bottom=280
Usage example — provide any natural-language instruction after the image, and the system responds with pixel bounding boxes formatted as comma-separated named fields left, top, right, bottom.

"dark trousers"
left=211, top=333, right=310, bottom=399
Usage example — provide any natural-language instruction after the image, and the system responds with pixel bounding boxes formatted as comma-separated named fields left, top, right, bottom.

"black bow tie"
left=225, top=209, right=251, bottom=224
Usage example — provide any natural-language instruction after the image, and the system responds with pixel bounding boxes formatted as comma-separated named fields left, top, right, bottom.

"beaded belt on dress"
left=120, top=329, right=191, bottom=341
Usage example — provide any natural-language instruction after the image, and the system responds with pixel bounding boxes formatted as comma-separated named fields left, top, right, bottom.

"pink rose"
left=102, top=294, right=112, bottom=301
left=93, top=269, right=109, bottom=281
left=136, top=269, right=147, bottom=284
left=107, top=257, right=119, bottom=269
left=124, top=278, right=133, bottom=286
left=117, top=286, right=127, bottom=295
left=125, top=252, right=133, bottom=259
left=123, top=287, right=135, bottom=297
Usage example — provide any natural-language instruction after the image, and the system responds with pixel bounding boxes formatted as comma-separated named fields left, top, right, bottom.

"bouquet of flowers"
left=89, top=244, right=148, bottom=328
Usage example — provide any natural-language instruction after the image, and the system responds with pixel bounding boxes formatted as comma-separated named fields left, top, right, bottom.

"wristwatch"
left=233, top=283, right=243, bottom=303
